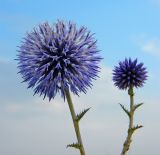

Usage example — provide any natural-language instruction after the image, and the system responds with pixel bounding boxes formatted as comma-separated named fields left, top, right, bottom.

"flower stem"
left=65, top=90, right=86, bottom=155
left=121, top=86, right=137, bottom=155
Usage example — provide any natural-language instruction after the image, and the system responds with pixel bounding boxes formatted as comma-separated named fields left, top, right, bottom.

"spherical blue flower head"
left=112, top=58, right=147, bottom=89
left=17, top=20, right=101, bottom=100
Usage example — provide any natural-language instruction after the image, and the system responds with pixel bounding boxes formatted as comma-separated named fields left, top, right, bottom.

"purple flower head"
left=17, top=20, right=101, bottom=100
left=112, top=58, right=147, bottom=89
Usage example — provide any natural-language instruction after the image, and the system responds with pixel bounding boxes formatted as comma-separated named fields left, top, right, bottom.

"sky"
left=0, top=0, right=160, bottom=155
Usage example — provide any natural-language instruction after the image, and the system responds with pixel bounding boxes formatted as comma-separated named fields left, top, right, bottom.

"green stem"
left=121, top=86, right=135, bottom=155
left=65, top=90, right=86, bottom=155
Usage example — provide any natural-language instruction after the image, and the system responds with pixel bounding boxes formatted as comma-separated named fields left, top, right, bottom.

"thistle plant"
left=113, top=58, right=147, bottom=155
left=17, top=20, right=101, bottom=155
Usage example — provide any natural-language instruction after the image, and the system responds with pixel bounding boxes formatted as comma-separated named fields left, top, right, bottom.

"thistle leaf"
left=134, top=103, right=144, bottom=111
left=75, top=108, right=91, bottom=121
left=119, top=103, right=130, bottom=118
left=132, top=125, right=143, bottom=132
left=67, top=143, right=81, bottom=149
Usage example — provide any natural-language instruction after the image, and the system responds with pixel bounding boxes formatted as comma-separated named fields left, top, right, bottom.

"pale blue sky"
left=0, top=0, right=160, bottom=155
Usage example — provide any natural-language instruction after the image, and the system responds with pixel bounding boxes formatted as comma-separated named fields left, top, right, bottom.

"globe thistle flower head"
left=112, top=58, right=147, bottom=89
left=17, top=20, right=101, bottom=101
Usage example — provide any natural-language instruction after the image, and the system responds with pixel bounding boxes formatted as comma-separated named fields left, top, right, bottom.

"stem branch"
left=121, top=86, right=139, bottom=155
left=65, top=90, right=86, bottom=155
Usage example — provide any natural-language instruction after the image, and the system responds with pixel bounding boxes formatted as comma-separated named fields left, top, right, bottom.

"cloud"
left=5, top=104, right=23, bottom=113
left=0, top=63, right=126, bottom=117
left=133, top=34, right=160, bottom=57
left=0, top=63, right=127, bottom=155
left=0, top=62, right=160, bottom=155
left=152, top=0, right=160, bottom=5
left=0, top=57, right=10, bottom=64
left=0, top=62, right=124, bottom=116
left=0, top=62, right=33, bottom=104
left=141, top=38, right=160, bottom=56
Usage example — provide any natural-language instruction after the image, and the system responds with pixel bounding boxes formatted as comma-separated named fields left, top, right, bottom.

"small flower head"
left=17, top=20, right=101, bottom=100
left=112, top=58, right=147, bottom=89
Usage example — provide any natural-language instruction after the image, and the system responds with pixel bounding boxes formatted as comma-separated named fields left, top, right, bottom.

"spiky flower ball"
left=112, top=58, right=147, bottom=89
left=17, top=20, right=101, bottom=100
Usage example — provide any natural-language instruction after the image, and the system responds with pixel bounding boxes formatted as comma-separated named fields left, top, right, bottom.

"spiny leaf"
left=75, top=108, right=91, bottom=121
left=67, top=143, right=81, bottom=149
left=134, top=103, right=144, bottom=111
left=132, top=125, right=143, bottom=132
left=119, top=103, right=130, bottom=118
